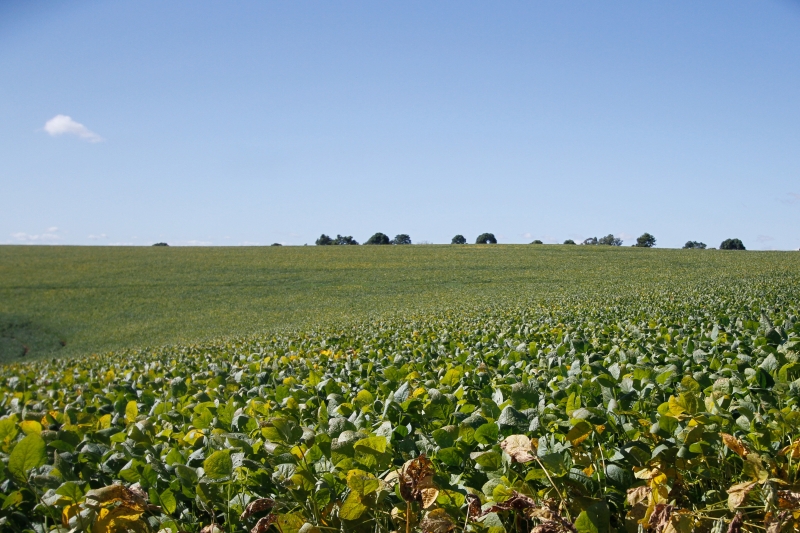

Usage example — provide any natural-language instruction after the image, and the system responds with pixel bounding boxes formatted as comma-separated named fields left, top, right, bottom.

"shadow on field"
left=0, top=315, right=64, bottom=362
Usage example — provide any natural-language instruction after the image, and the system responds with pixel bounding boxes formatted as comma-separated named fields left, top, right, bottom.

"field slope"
left=1, top=244, right=798, bottom=361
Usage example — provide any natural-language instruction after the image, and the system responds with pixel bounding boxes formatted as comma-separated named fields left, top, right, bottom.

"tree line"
left=314, top=232, right=748, bottom=249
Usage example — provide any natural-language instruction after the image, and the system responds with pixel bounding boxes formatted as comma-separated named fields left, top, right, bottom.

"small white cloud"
left=11, top=227, right=61, bottom=243
left=757, top=235, right=774, bottom=243
left=618, top=232, right=634, bottom=241
left=184, top=240, right=213, bottom=246
left=44, top=114, right=104, bottom=142
left=88, top=233, right=107, bottom=240
left=238, top=241, right=260, bottom=246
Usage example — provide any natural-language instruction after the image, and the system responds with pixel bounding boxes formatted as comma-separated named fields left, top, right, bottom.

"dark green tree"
left=315, top=234, right=333, bottom=245
left=392, top=234, right=411, bottom=245
left=270, top=243, right=282, bottom=246
left=475, top=233, right=497, bottom=244
left=598, top=234, right=623, bottom=246
left=365, top=232, right=391, bottom=245
left=582, top=237, right=598, bottom=245
left=334, top=235, right=359, bottom=245
left=451, top=235, right=467, bottom=244
left=531, top=240, right=543, bottom=244
left=152, top=242, right=169, bottom=246
left=720, top=238, right=745, bottom=250
left=683, top=241, right=706, bottom=249
left=634, top=233, right=656, bottom=247
left=563, top=239, right=576, bottom=245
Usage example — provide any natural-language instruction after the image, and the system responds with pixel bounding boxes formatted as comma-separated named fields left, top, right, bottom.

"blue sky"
left=1, top=1, right=799, bottom=248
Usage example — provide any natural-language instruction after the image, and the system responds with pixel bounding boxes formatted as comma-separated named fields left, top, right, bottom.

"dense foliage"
left=2, top=277, right=800, bottom=533
left=393, top=235, right=412, bottom=246
left=451, top=236, right=467, bottom=245
left=476, top=234, right=497, bottom=245
left=721, top=240, right=746, bottom=251
left=683, top=242, right=707, bottom=250
left=634, top=234, right=656, bottom=248
left=365, top=234, right=392, bottom=246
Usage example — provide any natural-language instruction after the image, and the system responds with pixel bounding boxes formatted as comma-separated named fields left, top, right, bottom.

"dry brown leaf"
left=627, top=486, right=651, bottom=507
left=84, top=484, right=149, bottom=512
left=726, top=512, right=743, bottom=533
left=778, top=490, right=800, bottom=509
left=501, top=435, right=536, bottom=463
left=399, top=454, right=438, bottom=507
left=482, top=491, right=538, bottom=516
left=419, top=509, right=455, bottom=533
left=647, top=503, right=674, bottom=533
left=720, top=433, right=749, bottom=458
left=727, top=481, right=757, bottom=511
left=466, top=494, right=482, bottom=520
left=250, top=514, right=277, bottom=533
left=241, top=498, right=276, bottom=520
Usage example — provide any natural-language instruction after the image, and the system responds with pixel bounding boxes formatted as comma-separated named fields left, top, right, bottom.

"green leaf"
left=574, top=501, right=610, bottom=533
left=1, top=490, right=23, bottom=510
left=8, top=433, right=46, bottom=483
left=203, top=449, right=233, bottom=480
left=160, top=489, right=177, bottom=514
left=346, top=469, right=380, bottom=495
left=339, top=491, right=368, bottom=520
left=474, top=423, right=499, bottom=445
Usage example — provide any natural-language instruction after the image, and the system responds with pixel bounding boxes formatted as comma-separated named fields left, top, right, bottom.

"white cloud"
left=618, top=232, right=635, bottom=241
left=184, top=240, right=213, bottom=246
left=88, top=233, right=107, bottom=240
left=44, top=114, right=104, bottom=142
left=11, top=227, right=61, bottom=243
left=757, top=235, right=774, bottom=243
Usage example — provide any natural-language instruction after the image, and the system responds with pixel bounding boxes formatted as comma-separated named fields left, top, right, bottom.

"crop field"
left=1, top=246, right=800, bottom=533
left=2, top=245, right=798, bottom=362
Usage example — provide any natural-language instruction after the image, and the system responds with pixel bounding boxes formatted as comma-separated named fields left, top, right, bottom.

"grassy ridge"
left=1, top=245, right=798, bottom=361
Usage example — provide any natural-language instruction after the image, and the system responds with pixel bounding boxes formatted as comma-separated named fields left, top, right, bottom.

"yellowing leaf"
left=347, top=469, right=380, bottom=496
left=339, top=491, right=368, bottom=520
left=98, top=414, right=112, bottom=429
left=19, top=420, right=42, bottom=435
left=125, top=401, right=138, bottom=425
left=92, top=505, right=145, bottom=533
left=720, top=433, right=749, bottom=458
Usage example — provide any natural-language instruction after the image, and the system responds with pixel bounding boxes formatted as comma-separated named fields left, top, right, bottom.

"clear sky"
left=1, top=1, right=799, bottom=248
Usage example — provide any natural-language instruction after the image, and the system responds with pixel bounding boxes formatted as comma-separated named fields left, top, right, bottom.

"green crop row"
left=1, top=278, right=800, bottom=533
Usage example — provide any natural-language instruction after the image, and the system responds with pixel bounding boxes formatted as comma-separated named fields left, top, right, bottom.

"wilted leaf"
left=420, top=508, right=455, bottom=533
left=500, top=434, right=535, bottom=463
left=626, top=486, right=650, bottom=507
left=727, top=481, right=756, bottom=511
left=251, top=514, right=277, bottom=533
left=241, top=498, right=276, bottom=520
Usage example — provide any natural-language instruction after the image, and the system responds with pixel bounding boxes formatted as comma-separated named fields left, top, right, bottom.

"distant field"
left=1, top=244, right=798, bottom=361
